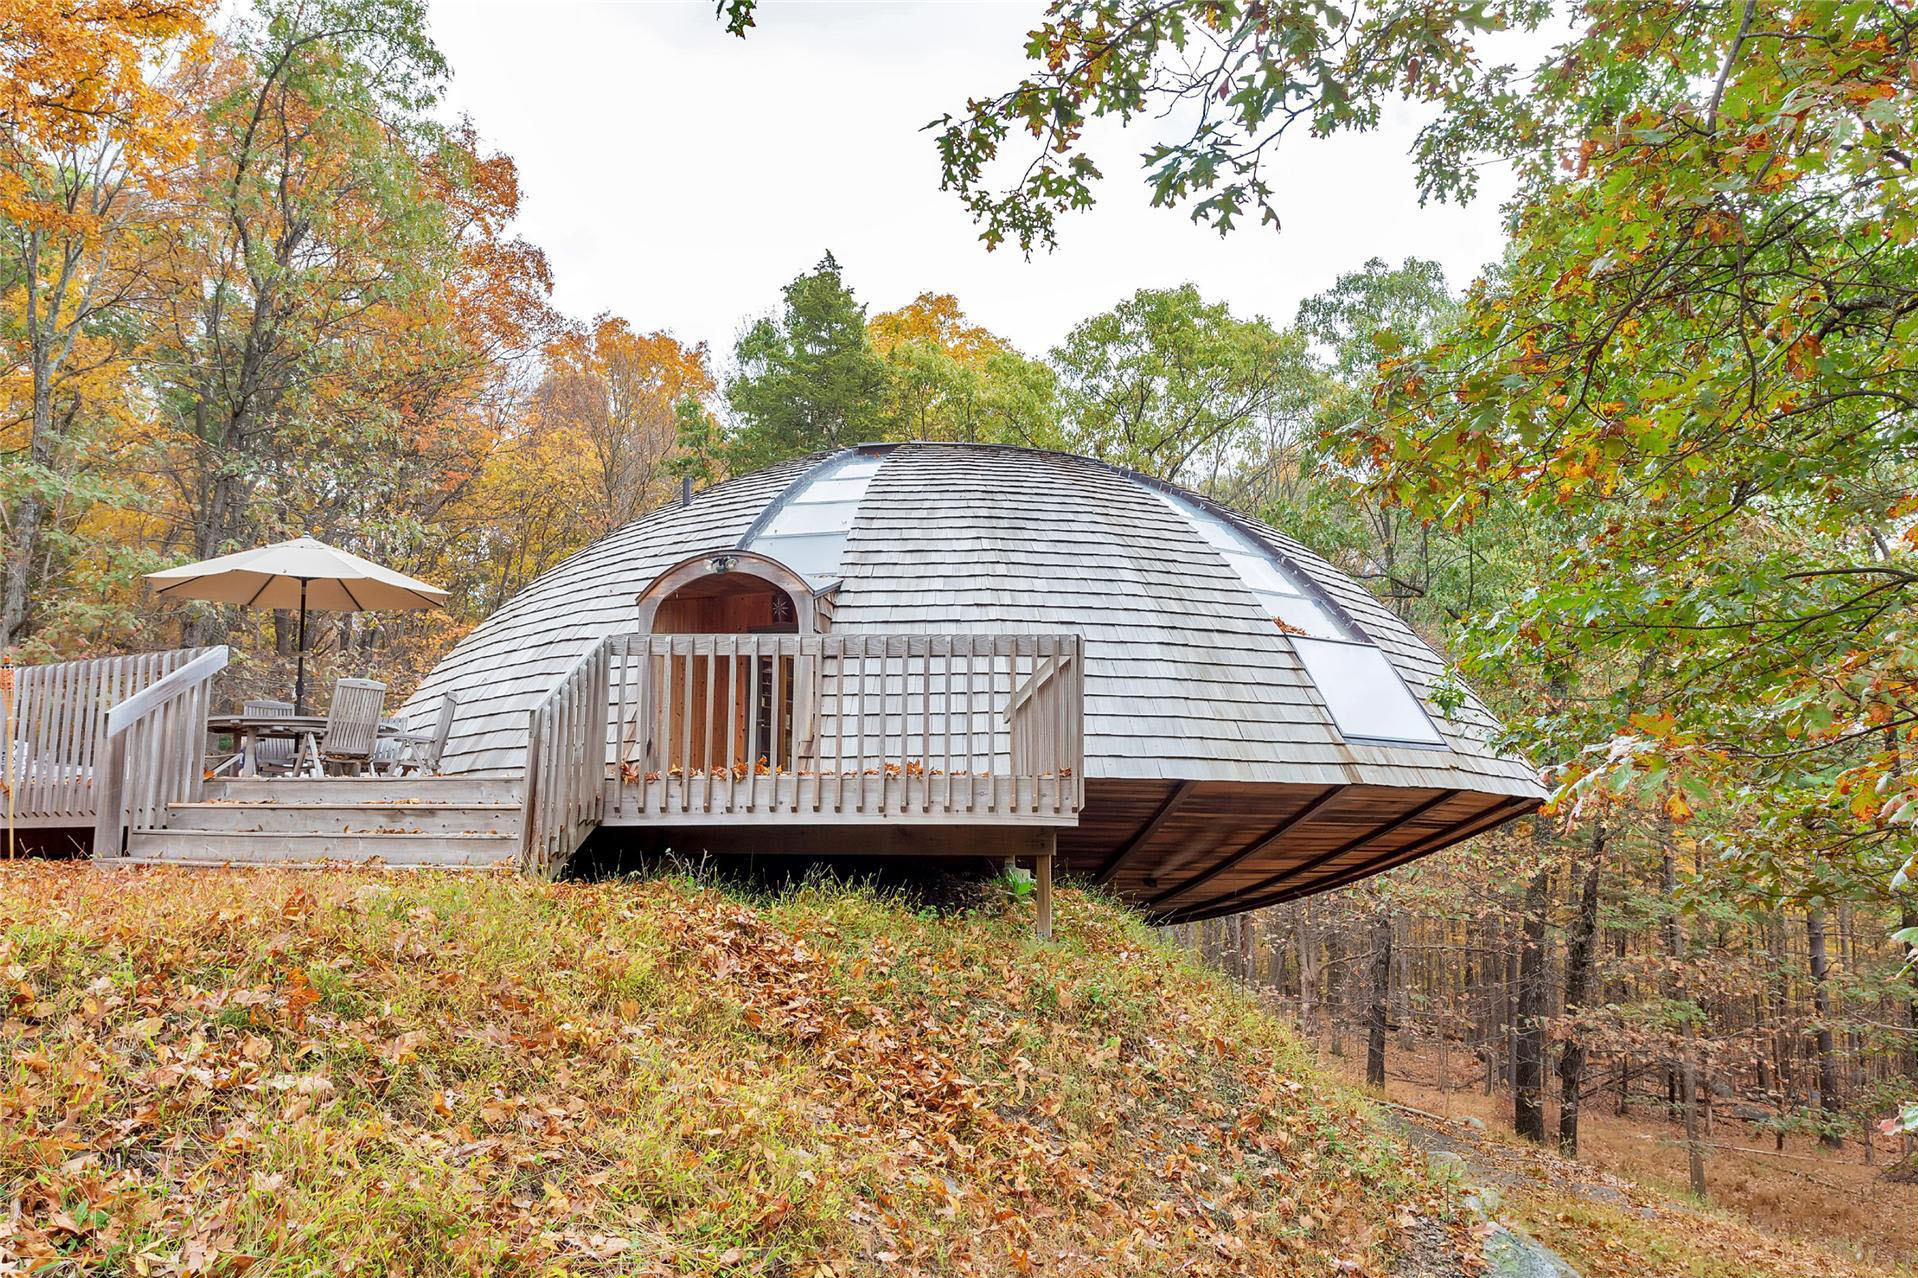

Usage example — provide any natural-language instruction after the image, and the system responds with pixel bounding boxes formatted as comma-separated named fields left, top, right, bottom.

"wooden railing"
left=520, top=631, right=1085, bottom=870
left=92, top=646, right=229, bottom=854
left=522, top=637, right=612, bottom=873
left=608, top=632, right=1084, bottom=825
left=1, top=648, right=209, bottom=829
left=1008, top=645, right=1085, bottom=811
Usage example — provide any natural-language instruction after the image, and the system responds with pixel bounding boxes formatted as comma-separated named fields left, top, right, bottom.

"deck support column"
left=1035, top=830, right=1054, bottom=941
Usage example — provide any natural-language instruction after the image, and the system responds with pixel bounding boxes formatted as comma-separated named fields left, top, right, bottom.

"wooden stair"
left=119, top=777, right=523, bottom=869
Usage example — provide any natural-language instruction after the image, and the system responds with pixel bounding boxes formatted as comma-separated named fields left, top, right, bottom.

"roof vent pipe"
left=680, top=476, right=692, bottom=508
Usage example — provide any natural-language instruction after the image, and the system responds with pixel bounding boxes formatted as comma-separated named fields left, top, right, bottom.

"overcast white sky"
left=426, top=1, right=1522, bottom=359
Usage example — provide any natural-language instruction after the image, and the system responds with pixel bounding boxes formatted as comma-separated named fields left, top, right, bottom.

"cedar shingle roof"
left=405, top=443, right=1543, bottom=802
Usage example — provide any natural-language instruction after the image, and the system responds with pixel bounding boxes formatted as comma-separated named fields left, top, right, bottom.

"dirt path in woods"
left=1368, top=1080, right=1915, bottom=1277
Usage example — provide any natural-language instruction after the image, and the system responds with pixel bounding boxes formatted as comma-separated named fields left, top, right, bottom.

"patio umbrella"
left=146, top=536, right=448, bottom=714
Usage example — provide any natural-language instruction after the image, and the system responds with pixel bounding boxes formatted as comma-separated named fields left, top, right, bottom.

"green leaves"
left=713, top=273, right=1067, bottom=473
left=914, top=0, right=1553, bottom=252
left=1337, top=2, right=1918, bottom=872
left=724, top=253, right=892, bottom=472
left=1051, top=284, right=1314, bottom=484
left=714, top=0, right=758, bottom=37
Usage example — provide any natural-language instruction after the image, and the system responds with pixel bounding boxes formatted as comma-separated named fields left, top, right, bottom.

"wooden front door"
left=646, top=569, right=804, bottom=777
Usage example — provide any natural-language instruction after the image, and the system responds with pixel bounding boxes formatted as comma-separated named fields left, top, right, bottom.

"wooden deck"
left=6, top=626, right=1526, bottom=928
left=118, top=776, right=522, bottom=869
left=9, top=634, right=1085, bottom=873
left=522, top=631, right=1085, bottom=869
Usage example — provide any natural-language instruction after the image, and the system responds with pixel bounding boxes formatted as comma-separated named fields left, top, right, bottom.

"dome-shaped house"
left=402, top=443, right=1541, bottom=924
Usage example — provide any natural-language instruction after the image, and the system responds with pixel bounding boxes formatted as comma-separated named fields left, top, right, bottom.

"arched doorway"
left=633, top=552, right=819, bottom=775
left=644, top=570, right=800, bottom=635
left=635, top=550, right=818, bottom=637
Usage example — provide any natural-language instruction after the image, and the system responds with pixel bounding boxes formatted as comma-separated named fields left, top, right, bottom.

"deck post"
left=1035, top=830, right=1054, bottom=941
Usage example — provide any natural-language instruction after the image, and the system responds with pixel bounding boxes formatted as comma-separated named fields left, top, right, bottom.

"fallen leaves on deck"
left=618, top=759, right=1073, bottom=785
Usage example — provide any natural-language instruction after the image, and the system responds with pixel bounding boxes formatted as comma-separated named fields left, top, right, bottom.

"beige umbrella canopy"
left=147, top=536, right=447, bottom=713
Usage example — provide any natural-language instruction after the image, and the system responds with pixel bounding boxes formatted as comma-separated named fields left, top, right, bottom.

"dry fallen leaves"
left=0, top=862, right=1471, bottom=1276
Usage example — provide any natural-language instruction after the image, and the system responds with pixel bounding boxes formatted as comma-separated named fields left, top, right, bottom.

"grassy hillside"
left=0, top=864, right=1461, bottom=1276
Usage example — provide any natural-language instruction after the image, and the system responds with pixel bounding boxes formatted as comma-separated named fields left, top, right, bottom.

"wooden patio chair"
left=243, top=699, right=297, bottom=776
left=395, top=691, right=458, bottom=776
left=298, top=678, right=386, bottom=776
left=370, top=714, right=408, bottom=775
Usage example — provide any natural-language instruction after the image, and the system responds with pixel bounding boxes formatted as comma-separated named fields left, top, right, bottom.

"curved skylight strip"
left=1142, top=480, right=1447, bottom=748
left=743, top=449, right=886, bottom=586
left=1144, top=485, right=1348, bottom=640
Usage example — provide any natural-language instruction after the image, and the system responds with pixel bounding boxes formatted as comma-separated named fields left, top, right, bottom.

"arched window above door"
left=634, top=550, right=820, bottom=635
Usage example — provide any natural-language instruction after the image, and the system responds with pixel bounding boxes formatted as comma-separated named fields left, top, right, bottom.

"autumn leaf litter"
left=1, top=863, right=1478, bottom=1275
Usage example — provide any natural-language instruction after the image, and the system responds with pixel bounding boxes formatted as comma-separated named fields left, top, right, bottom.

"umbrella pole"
left=295, top=579, right=309, bottom=717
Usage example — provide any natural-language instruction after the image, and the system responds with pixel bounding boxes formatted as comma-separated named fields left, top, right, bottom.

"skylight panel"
left=1225, top=551, right=1302, bottom=597
left=791, top=476, right=869, bottom=504
left=745, top=450, right=885, bottom=585
left=1292, top=639, right=1448, bottom=745
left=1135, top=474, right=1449, bottom=749
left=1185, top=510, right=1245, bottom=552
left=1266, top=593, right=1339, bottom=638
left=763, top=499, right=860, bottom=537
left=752, top=531, right=842, bottom=580
left=1146, top=487, right=1341, bottom=638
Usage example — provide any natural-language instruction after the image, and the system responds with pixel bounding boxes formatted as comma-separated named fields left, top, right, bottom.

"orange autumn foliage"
left=868, top=291, right=1008, bottom=367
left=0, top=0, right=211, bottom=229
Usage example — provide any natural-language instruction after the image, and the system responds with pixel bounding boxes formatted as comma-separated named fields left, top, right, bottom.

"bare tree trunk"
left=1681, top=1027, right=1707, bottom=1199
left=1296, top=899, right=1319, bottom=1037
left=2, top=253, right=56, bottom=646
left=1367, top=901, right=1391, bottom=1088
left=1902, top=899, right=1918, bottom=1079
left=1514, top=859, right=1550, bottom=1142
left=1770, top=913, right=1792, bottom=1099
left=1661, top=837, right=1680, bottom=1116
left=1613, top=924, right=1631, bottom=1116
left=1483, top=915, right=1501, bottom=1095
left=1558, top=821, right=1605, bottom=1156
left=1808, top=909, right=1842, bottom=1148
left=1766, top=913, right=1791, bottom=1149
left=1503, top=913, right=1518, bottom=1090
left=1328, top=928, right=1344, bottom=1058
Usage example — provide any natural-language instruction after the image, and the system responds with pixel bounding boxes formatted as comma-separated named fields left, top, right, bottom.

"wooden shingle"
left=403, top=443, right=1543, bottom=914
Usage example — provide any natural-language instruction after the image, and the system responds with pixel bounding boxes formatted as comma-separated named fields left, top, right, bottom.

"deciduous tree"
left=1051, top=285, right=1307, bottom=485
left=868, top=292, right=1061, bottom=448
left=0, top=0, right=211, bottom=646
left=531, top=317, right=712, bottom=537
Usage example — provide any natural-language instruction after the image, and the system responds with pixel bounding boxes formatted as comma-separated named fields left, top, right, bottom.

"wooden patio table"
left=206, top=713, right=427, bottom=777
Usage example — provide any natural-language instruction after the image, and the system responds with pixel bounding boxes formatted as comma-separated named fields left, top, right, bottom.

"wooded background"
left=8, top=0, right=1917, bottom=1192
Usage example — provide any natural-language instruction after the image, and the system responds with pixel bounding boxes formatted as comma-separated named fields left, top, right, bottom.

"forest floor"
left=0, top=863, right=1480, bottom=1277
left=1317, top=1038, right=1915, bottom=1277
left=10, top=857, right=1900, bottom=1276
